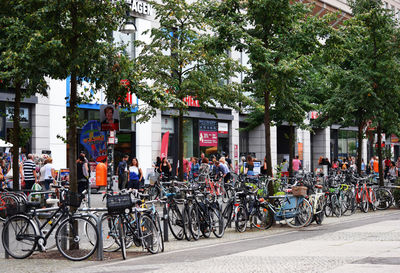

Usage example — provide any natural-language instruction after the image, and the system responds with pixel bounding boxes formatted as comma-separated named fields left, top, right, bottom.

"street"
left=1, top=196, right=399, bottom=273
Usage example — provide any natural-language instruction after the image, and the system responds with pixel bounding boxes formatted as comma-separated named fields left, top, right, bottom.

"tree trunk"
left=264, top=90, right=273, bottom=194
left=67, top=4, right=78, bottom=194
left=288, top=125, right=294, bottom=177
left=356, top=120, right=363, bottom=175
left=178, top=110, right=184, bottom=181
left=377, top=124, right=384, bottom=186
left=12, top=83, right=22, bottom=191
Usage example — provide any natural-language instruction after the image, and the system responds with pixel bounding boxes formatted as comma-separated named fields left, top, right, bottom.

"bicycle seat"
left=314, top=185, right=323, bottom=189
left=26, top=202, right=41, bottom=209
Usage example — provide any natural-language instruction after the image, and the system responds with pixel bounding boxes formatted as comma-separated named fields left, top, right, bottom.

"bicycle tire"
left=189, top=204, right=200, bottom=240
left=2, top=215, right=37, bottom=259
left=331, top=195, right=342, bottom=217
left=360, top=190, right=369, bottom=213
left=118, top=218, right=126, bottom=260
left=222, top=202, right=233, bottom=230
left=100, top=214, right=120, bottom=252
left=235, top=205, right=247, bottom=233
left=210, top=206, right=224, bottom=238
left=154, top=213, right=164, bottom=252
left=55, top=216, right=98, bottom=261
left=167, top=204, right=184, bottom=240
left=139, top=214, right=160, bottom=254
left=182, top=205, right=192, bottom=241
left=370, top=189, right=377, bottom=211
left=375, top=188, right=392, bottom=210
left=251, top=204, right=273, bottom=230
left=284, top=198, right=312, bottom=228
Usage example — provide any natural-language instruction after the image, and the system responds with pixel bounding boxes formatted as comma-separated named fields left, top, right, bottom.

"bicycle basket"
left=5, top=201, right=26, bottom=216
left=107, top=194, right=133, bottom=215
left=292, top=186, right=307, bottom=197
left=63, top=191, right=84, bottom=208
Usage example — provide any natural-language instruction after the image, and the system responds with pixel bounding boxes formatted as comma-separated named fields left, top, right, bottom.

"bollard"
left=163, top=204, right=169, bottom=242
left=4, top=224, right=9, bottom=259
left=96, top=213, right=104, bottom=261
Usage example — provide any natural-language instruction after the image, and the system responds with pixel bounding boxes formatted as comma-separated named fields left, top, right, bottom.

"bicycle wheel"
left=315, top=196, right=326, bottom=224
left=56, top=216, right=98, bottom=261
left=2, top=215, right=37, bottom=259
left=167, top=204, right=184, bottom=240
left=324, top=196, right=333, bottom=217
left=375, top=188, right=392, bottom=210
left=370, top=190, right=377, bottom=211
left=360, top=190, right=369, bottom=213
left=0, top=195, right=18, bottom=221
left=182, top=205, right=192, bottom=241
left=148, top=186, right=160, bottom=201
left=100, top=214, right=120, bottom=252
left=222, top=202, right=233, bottom=230
left=284, top=199, right=312, bottom=228
left=210, top=206, right=224, bottom=238
left=331, top=195, right=342, bottom=217
left=251, top=204, right=273, bottom=230
left=139, top=214, right=160, bottom=254
left=118, top=218, right=126, bottom=260
left=235, top=205, right=247, bottom=233
left=189, top=204, right=200, bottom=240
left=154, top=213, right=164, bottom=252
left=222, top=187, right=235, bottom=203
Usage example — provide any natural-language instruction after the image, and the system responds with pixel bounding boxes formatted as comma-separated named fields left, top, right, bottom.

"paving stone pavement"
left=1, top=194, right=399, bottom=273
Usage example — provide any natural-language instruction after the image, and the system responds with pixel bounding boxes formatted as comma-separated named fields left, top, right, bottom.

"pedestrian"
left=189, top=157, right=199, bottom=179
left=281, top=159, right=289, bottom=177
left=244, top=155, right=255, bottom=176
left=239, top=156, right=246, bottom=174
left=128, top=158, right=143, bottom=190
left=388, top=161, right=398, bottom=178
left=22, top=154, right=38, bottom=192
left=361, top=158, right=366, bottom=174
left=261, top=156, right=268, bottom=175
left=373, top=156, right=379, bottom=176
left=176, top=157, right=189, bottom=181
left=292, top=155, right=301, bottom=176
left=154, top=156, right=162, bottom=173
left=116, top=154, right=129, bottom=190
left=218, top=158, right=231, bottom=183
left=42, top=157, right=56, bottom=199
left=77, top=155, right=88, bottom=194
left=209, top=155, right=218, bottom=176
left=159, top=157, right=172, bottom=181
left=199, top=157, right=210, bottom=176
left=384, top=157, right=391, bottom=178
left=224, top=153, right=233, bottom=171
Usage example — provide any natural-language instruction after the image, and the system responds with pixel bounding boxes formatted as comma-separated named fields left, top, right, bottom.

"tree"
left=320, top=0, right=400, bottom=184
left=137, top=0, right=244, bottom=180
left=0, top=0, right=61, bottom=190
left=211, top=0, right=330, bottom=186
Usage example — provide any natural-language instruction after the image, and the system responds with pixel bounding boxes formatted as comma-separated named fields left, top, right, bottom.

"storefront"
left=161, top=108, right=233, bottom=173
left=330, top=128, right=358, bottom=161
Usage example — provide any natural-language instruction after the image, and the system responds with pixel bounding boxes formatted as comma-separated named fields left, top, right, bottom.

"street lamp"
left=120, top=15, right=136, bottom=35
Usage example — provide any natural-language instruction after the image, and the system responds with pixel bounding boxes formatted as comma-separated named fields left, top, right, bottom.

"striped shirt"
left=23, top=160, right=36, bottom=181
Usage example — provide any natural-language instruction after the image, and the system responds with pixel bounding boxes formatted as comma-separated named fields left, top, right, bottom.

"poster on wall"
left=199, top=131, right=218, bottom=147
left=100, top=105, right=120, bottom=131
left=80, top=120, right=107, bottom=162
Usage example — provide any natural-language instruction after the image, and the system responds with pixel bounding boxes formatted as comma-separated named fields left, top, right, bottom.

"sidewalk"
left=1, top=209, right=399, bottom=273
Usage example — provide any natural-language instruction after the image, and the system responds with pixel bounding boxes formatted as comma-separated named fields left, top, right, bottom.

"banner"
left=160, top=131, right=170, bottom=159
left=80, top=120, right=107, bottom=162
left=199, top=131, right=218, bottom=147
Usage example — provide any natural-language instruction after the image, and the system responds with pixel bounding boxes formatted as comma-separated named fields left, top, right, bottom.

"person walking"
left=388, top=161, right=398, bottom=178
left=22, top=154, right=37, bottom=191
left=159, top=157, right=172, bottom=181
left=281, top=159, right=289, bottom=177
left=244, top=155, right=255, bottom=176
left=216, top=158, right=230, bottom=183
left=128, top=158, right=143, bottom=190
left=189, top=157, right=199, bottom=180
left=117, top=154, right=129, bottom=190
left=42, top=157, right=56, bottom=198
left=292, top=155, right=301, bottom=176
left=77, top=155, right=88, bottom=194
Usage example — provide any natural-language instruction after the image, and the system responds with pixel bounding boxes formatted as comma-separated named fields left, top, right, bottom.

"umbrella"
left=0, top=139, right=13, bottom=148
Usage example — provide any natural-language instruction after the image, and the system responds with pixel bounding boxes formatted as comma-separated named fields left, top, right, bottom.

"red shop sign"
left=199, top=131, right=218, bottom=147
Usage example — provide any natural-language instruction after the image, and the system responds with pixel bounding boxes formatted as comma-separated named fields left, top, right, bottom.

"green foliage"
left=137, top=0, right=245, bottom=114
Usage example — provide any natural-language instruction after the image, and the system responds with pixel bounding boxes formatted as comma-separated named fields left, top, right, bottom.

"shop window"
left=6, top=106, right=29, bottom=123
left=338, top=130, right=357, bottom=159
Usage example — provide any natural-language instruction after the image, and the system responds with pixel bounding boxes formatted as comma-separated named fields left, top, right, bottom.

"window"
left=6, top=106, right=29, bottom=123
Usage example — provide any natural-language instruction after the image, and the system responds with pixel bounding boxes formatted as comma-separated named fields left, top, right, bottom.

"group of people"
left=116, top=155, right=144, bottom=191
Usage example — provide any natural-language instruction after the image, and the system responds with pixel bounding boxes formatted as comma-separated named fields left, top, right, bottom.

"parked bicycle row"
left=1, top=169, right=399, bottom=261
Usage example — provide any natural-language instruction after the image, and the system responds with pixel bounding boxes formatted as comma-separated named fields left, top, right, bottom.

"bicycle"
left=2, top=186, right=98, bottom=261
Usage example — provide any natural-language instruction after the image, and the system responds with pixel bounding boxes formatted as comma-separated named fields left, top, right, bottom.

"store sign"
left=127, top=0, right=151, bottom=16
left=199, top=131, right=218, bottom=147
left=183, top=96, right=200, bottom=107
left=391, top=134, right=399, bottom=143
left=80, top=120, right=107, bottom=162
left=218, top=122, right=228, bottom=134
left=199, top=120, right=218, bottom=132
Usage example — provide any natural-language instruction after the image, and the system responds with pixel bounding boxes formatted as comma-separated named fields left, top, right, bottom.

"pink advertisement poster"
left=199, top=131, right=218, bottom=147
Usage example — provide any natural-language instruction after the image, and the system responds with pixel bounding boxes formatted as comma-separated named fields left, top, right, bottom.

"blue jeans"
left=44, top=179, right=53, bottom=199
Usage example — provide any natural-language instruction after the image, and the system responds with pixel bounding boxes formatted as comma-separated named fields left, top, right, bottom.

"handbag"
left=5, top=168, right=12, bottom=179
